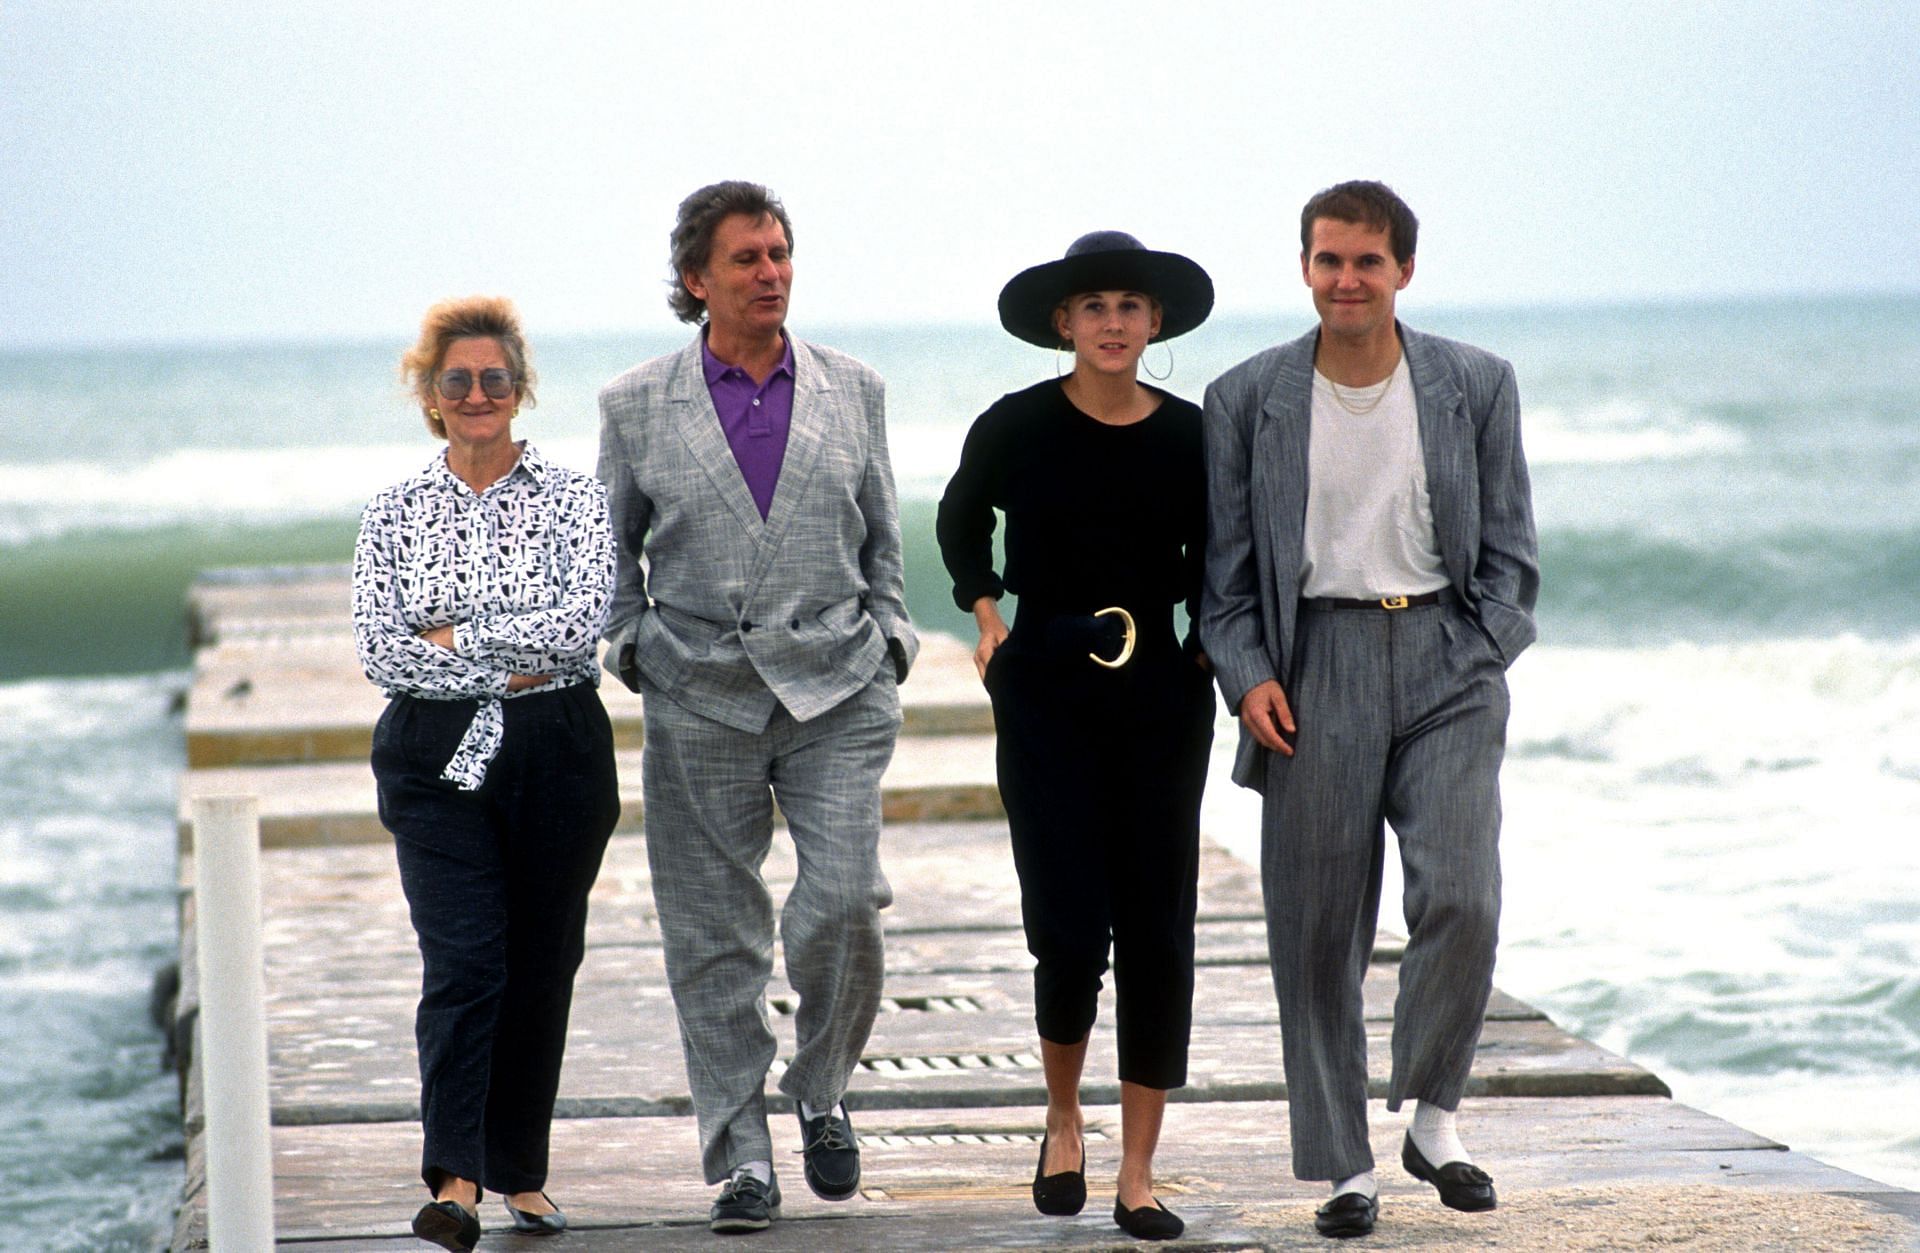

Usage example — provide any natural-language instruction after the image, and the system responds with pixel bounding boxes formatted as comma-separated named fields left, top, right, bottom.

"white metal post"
left=192, top=794, right=276, bottom=1249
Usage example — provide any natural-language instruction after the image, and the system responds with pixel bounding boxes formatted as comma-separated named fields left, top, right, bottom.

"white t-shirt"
left=1300, top=357, right=1451, bottom=599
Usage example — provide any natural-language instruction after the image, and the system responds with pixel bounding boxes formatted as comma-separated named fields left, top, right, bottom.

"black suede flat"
left=1031, top=1133, right=1087, bottom=1216
left=1113, top=1197, right=1184, bottom=1241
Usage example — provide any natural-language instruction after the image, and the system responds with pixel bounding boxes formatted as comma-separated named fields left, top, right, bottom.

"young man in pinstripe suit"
left=1200, top=181, right=1538, bottom=1238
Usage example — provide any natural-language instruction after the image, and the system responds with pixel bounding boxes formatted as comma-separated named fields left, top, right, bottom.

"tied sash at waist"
left=441, top=696, right=504, bottom=791
left=406, top=676, right=591, bottom=791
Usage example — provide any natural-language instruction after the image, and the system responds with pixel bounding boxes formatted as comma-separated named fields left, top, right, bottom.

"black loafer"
left=411, top=1199, right=480, bottom=1251
left=797, top=1103, right=861, bottom=1200
left=504, top=1191, right=566, bottom=1234
left=1402, top=1134, right=1496, bottom=1211
left=1113, top=1197, right=1184, bottom=1241
left=1315, top=1190, right=1378, bottom=1238
left=1031, top=1132, right=1087, bottom=1216
left=710, top=1172, right=782, bottom=1235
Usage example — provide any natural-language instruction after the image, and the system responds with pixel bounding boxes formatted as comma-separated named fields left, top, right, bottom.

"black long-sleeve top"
left=936, top=379, right=1207, bottom=640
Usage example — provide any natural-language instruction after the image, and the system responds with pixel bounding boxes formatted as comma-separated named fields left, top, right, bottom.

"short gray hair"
left=667, top=180, right=795, bottom=324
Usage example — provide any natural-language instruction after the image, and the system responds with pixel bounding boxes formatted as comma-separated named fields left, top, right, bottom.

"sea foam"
left=0, top=438, right=604, bottom=546
left=1523, top=398, right=1746, bottom=464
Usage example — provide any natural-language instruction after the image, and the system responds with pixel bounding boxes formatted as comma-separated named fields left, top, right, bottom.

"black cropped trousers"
left=985, top=602, right=1215, bottom=1089
left=371, top=682, right=620, bottom=1196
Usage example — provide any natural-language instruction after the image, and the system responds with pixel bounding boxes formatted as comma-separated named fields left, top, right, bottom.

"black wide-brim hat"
left=998, top=230, right=1214, bottom=348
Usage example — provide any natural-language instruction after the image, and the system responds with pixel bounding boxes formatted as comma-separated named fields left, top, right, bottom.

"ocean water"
left=2, top=295, right=1916, bottom=1245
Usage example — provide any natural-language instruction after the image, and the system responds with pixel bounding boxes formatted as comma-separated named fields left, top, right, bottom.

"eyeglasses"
left=435, top=368, right=517, bottom=401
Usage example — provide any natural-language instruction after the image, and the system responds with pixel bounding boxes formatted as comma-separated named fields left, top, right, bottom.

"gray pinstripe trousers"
left=1262, top=598, right=1507, bottom=1181
left=641, top=672, right=901, bottom=1184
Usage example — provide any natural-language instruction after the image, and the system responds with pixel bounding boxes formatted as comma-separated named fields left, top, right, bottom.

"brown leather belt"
left=1306, top=589, right=1453, bottom=611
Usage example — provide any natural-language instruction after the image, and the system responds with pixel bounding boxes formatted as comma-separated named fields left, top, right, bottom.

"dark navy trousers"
left=371, top=682, right=619, bottom=1195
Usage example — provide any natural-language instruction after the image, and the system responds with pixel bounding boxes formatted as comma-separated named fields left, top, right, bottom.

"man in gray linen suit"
left=1200, top=180, right=1537, bottom=1239
left=596, top=180, right=917, bottom=1235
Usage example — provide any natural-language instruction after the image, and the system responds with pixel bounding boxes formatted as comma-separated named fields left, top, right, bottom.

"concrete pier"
left=168, top=566, right=1920, bottom=1250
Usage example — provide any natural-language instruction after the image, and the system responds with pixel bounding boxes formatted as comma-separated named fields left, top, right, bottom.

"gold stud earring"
left=429, top=407, right=442, bottom=422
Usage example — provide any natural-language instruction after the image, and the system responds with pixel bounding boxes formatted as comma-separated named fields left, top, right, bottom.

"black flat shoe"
left=1031, top=1132, right=1087, bottom=1216
left=1113, top=1197, right=1184, bottom=1241
left=1315, top=1190, right=1378, bottom=1238
left=411, top=1199, right=480, bottom=1251
left=1402, top=1134, right=1497, bottom=1211
left=504, top=1191, right=567, bottom=1234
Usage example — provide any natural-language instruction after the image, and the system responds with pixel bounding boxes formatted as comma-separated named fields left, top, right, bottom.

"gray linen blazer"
left=1199, top=323, right=1539, bottom=792
left=596, top=332, right=918, bottom=733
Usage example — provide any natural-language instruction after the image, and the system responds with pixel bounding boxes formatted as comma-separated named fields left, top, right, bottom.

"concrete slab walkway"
left=167, top=567, right=1919, bottom=1250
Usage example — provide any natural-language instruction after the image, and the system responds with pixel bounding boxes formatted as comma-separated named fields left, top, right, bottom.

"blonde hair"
left=400, top=295, right=538, bottom=438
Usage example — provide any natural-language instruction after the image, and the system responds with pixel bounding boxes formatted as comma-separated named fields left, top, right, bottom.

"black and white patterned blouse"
left=352, top=442, right=614, bottom=789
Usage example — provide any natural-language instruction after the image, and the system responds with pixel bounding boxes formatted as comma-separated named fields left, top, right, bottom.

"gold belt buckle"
left=1379, top=595, right=1409, bottom=610
left=1088, top=606, right=1137, bottom=669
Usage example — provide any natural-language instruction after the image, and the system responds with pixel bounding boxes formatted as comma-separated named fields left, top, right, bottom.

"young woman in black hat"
left=936, top=232, right=1216, bottom=1242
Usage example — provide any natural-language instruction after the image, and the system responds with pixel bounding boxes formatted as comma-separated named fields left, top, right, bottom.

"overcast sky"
left=3, top=1, right=1915, bottom=347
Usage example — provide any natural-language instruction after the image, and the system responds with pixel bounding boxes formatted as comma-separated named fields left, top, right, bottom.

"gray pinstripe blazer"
left=596, top=332, right=918, bottom=733
left=1199, top=323, right=1539, bottom=792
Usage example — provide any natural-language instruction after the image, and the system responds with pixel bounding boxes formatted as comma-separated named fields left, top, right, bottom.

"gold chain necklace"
left=1320, top=352, right=1401, bottom=415
left=1324, top=374, right=1390, bottom=416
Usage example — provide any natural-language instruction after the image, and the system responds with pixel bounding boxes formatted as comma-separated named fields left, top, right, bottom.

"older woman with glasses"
left=937, top=232, right=1216, bottom=1242
left=352, top=295, right=619, bottom=1250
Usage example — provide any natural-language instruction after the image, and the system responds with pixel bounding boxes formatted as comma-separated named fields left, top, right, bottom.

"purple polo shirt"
left=702, top=333, right=795, bottom=520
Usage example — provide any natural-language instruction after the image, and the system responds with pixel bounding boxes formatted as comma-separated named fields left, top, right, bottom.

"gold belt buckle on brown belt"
left=1088, top=606, right=1137, bottom=669
left=1380, top=595, right=1410, bottom=610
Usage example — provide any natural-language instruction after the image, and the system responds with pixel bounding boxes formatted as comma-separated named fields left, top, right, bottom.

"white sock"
left=1410, top=1101, right=1471, bottom=1166
left=731, top=1160, right=772, bottom=1185
left=1332, top=1170, right=1377, bottom=1200
left=799, top=1098, right=840, bottom=1121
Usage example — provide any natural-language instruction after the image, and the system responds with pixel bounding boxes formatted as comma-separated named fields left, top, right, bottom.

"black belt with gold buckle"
left=1311, top=590, right=1449, bottom=611
left=1013, top=600, right=1148, bottom=669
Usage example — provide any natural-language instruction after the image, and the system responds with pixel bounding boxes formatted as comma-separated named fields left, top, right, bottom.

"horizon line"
left=5, top=285, right=1917, bottom=357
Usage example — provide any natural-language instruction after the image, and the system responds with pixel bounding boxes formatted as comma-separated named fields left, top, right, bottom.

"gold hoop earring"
left=1141, top=341, right=1173, bottom=382
left=1055, top=344, right=1073, bottom=378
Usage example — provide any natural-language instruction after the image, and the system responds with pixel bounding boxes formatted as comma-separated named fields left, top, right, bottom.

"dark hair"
left=1299, top=180, right=1418, bottom=264
left=667, top=180, right=795, bottom=324
left=399, top=295, right=536, bottom=438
